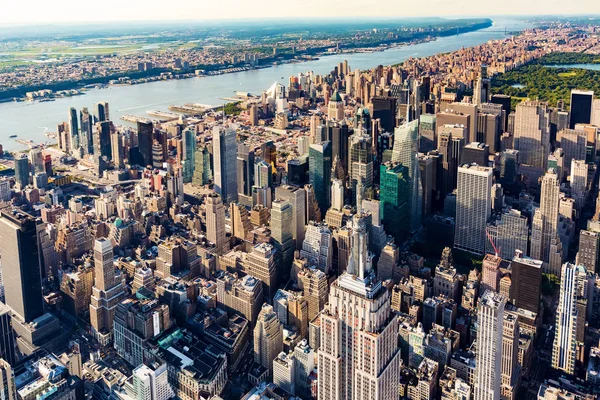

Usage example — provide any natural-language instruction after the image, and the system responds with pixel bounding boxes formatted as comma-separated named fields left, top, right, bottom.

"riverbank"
left=0, top=19, right=492, bottom=102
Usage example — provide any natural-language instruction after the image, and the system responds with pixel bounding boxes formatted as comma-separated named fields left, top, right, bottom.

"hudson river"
left=0, top=18, right=533, bottom=150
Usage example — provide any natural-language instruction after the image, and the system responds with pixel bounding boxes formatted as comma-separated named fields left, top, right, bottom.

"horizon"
left=3, top=0, right=600, bottom=25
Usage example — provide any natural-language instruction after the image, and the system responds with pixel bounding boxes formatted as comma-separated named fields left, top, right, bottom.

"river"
left=0, top=17, right=534, bottom=151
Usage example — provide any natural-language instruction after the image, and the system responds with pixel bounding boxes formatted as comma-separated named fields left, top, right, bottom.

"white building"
left=454, top=164, right=493, bottom=254
left=273, top=352, right=295, bottom=395
left=212, top=125, right=237, bottom=203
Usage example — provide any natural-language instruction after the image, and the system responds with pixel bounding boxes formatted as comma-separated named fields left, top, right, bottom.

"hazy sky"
left=2, top=0, right=600, bottom=24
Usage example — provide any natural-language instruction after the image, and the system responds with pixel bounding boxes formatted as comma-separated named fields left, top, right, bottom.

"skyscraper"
left=89, top=238, right=126, bottom=344
left=0, top=209, right=43, bottom=323
left=552, top=262, right=590, bottom=375
left=236, top=144, right=255, bottom=199
left=0, top=303, right=16, bottom=366
left=80, top=107, right=93, bottom=155
left=271, top=199, right=294, bottom=283
left=317, top=210, right=401, bottom=400
left=254, top=304, right=283, bottom=374
left=327, top=91, right=344, bottom=121
left=309, top=141, right=332, bottom=215
left=275, top=185, right=306, bottom=250
left=392, top=120, right=422, bottom=232
left=13, top=155, right=29, bottom=190
left=137, top=121, right=154, bottom=167
left=569, top=90, right=593, bottom=129
left=510, top=251, right=542, bottom=314
left=68, top=107, right=79, bottom=153
left=94, top=121, right=113, bottom=161
left=474, top=291, right=505, bottom=400
left=348, top=132, right=373, bottom=203
left=513, top=100, right=550, bottom=170
left=205, top=192, right=228, bottom=255
left=454, top=164, right=493, bottom=255
left=530, top=170, right=562, bottom=275
left=213, top=125, right=238, bottom=203
left=379, top=162, right=409, bottom=243
left=94, top=101, right=110, bottom=123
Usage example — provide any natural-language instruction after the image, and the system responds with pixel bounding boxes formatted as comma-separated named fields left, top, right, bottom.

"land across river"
left=0, top=17, right=534, bottom=151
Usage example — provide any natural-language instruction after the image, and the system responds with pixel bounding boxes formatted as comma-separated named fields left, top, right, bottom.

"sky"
left=1, top=0, right=600, bottom=24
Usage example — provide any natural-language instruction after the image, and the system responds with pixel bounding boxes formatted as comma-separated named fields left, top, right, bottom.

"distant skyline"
left=2, top=0, right=600, bottom=24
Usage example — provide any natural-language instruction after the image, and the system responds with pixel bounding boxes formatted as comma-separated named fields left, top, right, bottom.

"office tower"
left=481, top=254, right=501, bottom=296
left=0, top=179, right=10, bottom=202
left=111, top=131, right=124, bottom=168
left=94, top=101, right=109, bottom=122
left=0, top=209, right=43, bottom=323
left=530, top=170, right=562, bottom=275
left=569, top=90, right=593, bottom=129
left=14, top=155, right=29, bottom=190
left=392, top=120, right=422, bottom=232
left=261, top=141, right=277, bottom=171
left=193, top=145, right=212, bottom=186
left=329, top=121, right=350, bottom=174
left=438, top=128, right=458, bottom=197
left=0, top=303, right=16, bottom=366
left=68, top=107, right=79, bottom=152
left=328, top=91, right=344, bottom=121
left=486, top=208, right=529, bottom=261
left=570, top=159, right=588, bottom=204
left=297, top=136, right=310, bottom=156
left=254, top=304, right=283, bottom=374
left=125, top=362, right=173, bottom=400
left=0, top=358, right=15, bottom=400
left=205, top=193, right=228, bottom=255
left=419, top=114, right=437, bottom=152
left=475, top=291, right=505, bottom=400
left=273, top=352, right=295, bottom=395
left=317, top=210, right=400, bottom=400
left=330, top=179, right=344, bottom=212
left=348, top=133, right=373, bottom=203
left=275, top=186, right=306, bottom=250
left=552, top=263, right=590, bottom=375
left=454, top=164, right=493, bottom=255
left=372, top=96, right=397, bottom=133
left=271, top=199, right=295, bottom=282
left=137, top=121, right=154, bottom=167
left=28, top=149, right=44, bottom=175
left=216, top=272, right=263, bottom=324
left=254, top=159, right=272, bottom=189
left=79, top=107, right=93, bottom=155
left=578, top=229, right=599, bottom=274
left=513, top=101, right=550, bottom=169
left=236, top=144, right=255, bottom=198
left=557, top=129, right=586, bottom=174
left=476, top=111, right=501, bottom=154
left=501, top=312, right=520, bottom=400
left=499, top=150, right=519, bottom=184
left=246, top=243, right=277, bottom=299
left=462, top=142, right=489, bottom=166
left=448, top=102, right=477, bottom=143
left=592, top=98, right=600, bottom=126
left=114, top=298, right=171, bottom=366
left=89, top=238, right=125, bottom=344
left=94, top=121, right=113, bottom=160
left=300, top=222, right=333, bottom=274
left=510, top=251, right=542, bottom=314
left=294, top=340, right=314, bottom=399
left=491, top=94, right=511, bottom=131
left=249, top=103, right=259, bottom=126
left=181, top=128, right=196, bottom=183
left=379, top=162, right=409, bottom=242
left=213, top=125, right=238, bottom=203
left=309, top=141, right=332, bottom=214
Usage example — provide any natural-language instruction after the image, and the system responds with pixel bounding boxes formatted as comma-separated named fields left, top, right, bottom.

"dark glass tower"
left=309, top=141, right=332, bottom=215
left=0, top=209, right=43, bottom=323
left=137, top=121, right=154, bottom=167
left=569, top=90, right=593, bottom=129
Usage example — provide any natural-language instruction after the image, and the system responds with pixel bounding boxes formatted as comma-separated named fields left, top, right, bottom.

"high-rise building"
left=246, top=243, right=278, bottom=299
left=275, top=186, right=306, bottom=250
left=392, top=120, right=422, bottom=232
left=0, top=358, right=16, bottom=400
left=13, top=155, right=29, bottom=190
left=327, top=91, right=344, bottom=121
left=486, top=208, right=529, bottom=261
left=236, top=144, right=255, bottom=198
left=578, top=229, right=600, bottom=274
left=123, top=362, right=174, bottom=400
left=0, top=303, right=16, bottom=366
left=213, top=125, right=238, bottom=203
left=462, top=142, right=489, bottom=166
left=513, top=101, right=550, bottom=170
left=454, top=164, right=493, bottom=255
left=94, top=101, right=109, bottom=122
left=552, top=262, right=590, bottom=375
left=89, top=238, right=126, bottom=344
left=557, top=129, right=587, bottom=175
left=300, top=222, right=333, bottom=275
left=569, top=90, right=593, bottom=129
left=481, top=254, right=501, bottom=295
left=94, top=121, right=113, bottom=161
left=216, top=272, right=263, bottom=324
left=372, top=96, right=398, bottom=133
left=0, top=209, right=43, bottom=323
left=530, top=170, right=562, bottom=275
left=501, top=311, right=520, bottom=400
left=309, top=141, right=332, bottom=215
left=205, top=192, right=229, bottom=255
left=348, top=132, right=373, bottom=203
left=317, top=210, right=401, bottom=400
left=68, top=107, right=79, bottom=153
left=271, top=199, right=295, bottom=282
left=379, top=162, right=409, bottom=242
left=510, top=251, right=542, bottom=314
left=80, top=107, right=93, bottom=155
left=293, top=339, right=314, bottom=399
left=474, top=291, right=505, bottom=400
left=254, top=304, right=283, bottom=374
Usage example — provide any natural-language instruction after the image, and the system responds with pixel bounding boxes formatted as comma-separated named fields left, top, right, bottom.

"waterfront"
left=0, top=17, right=533, bottom=151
